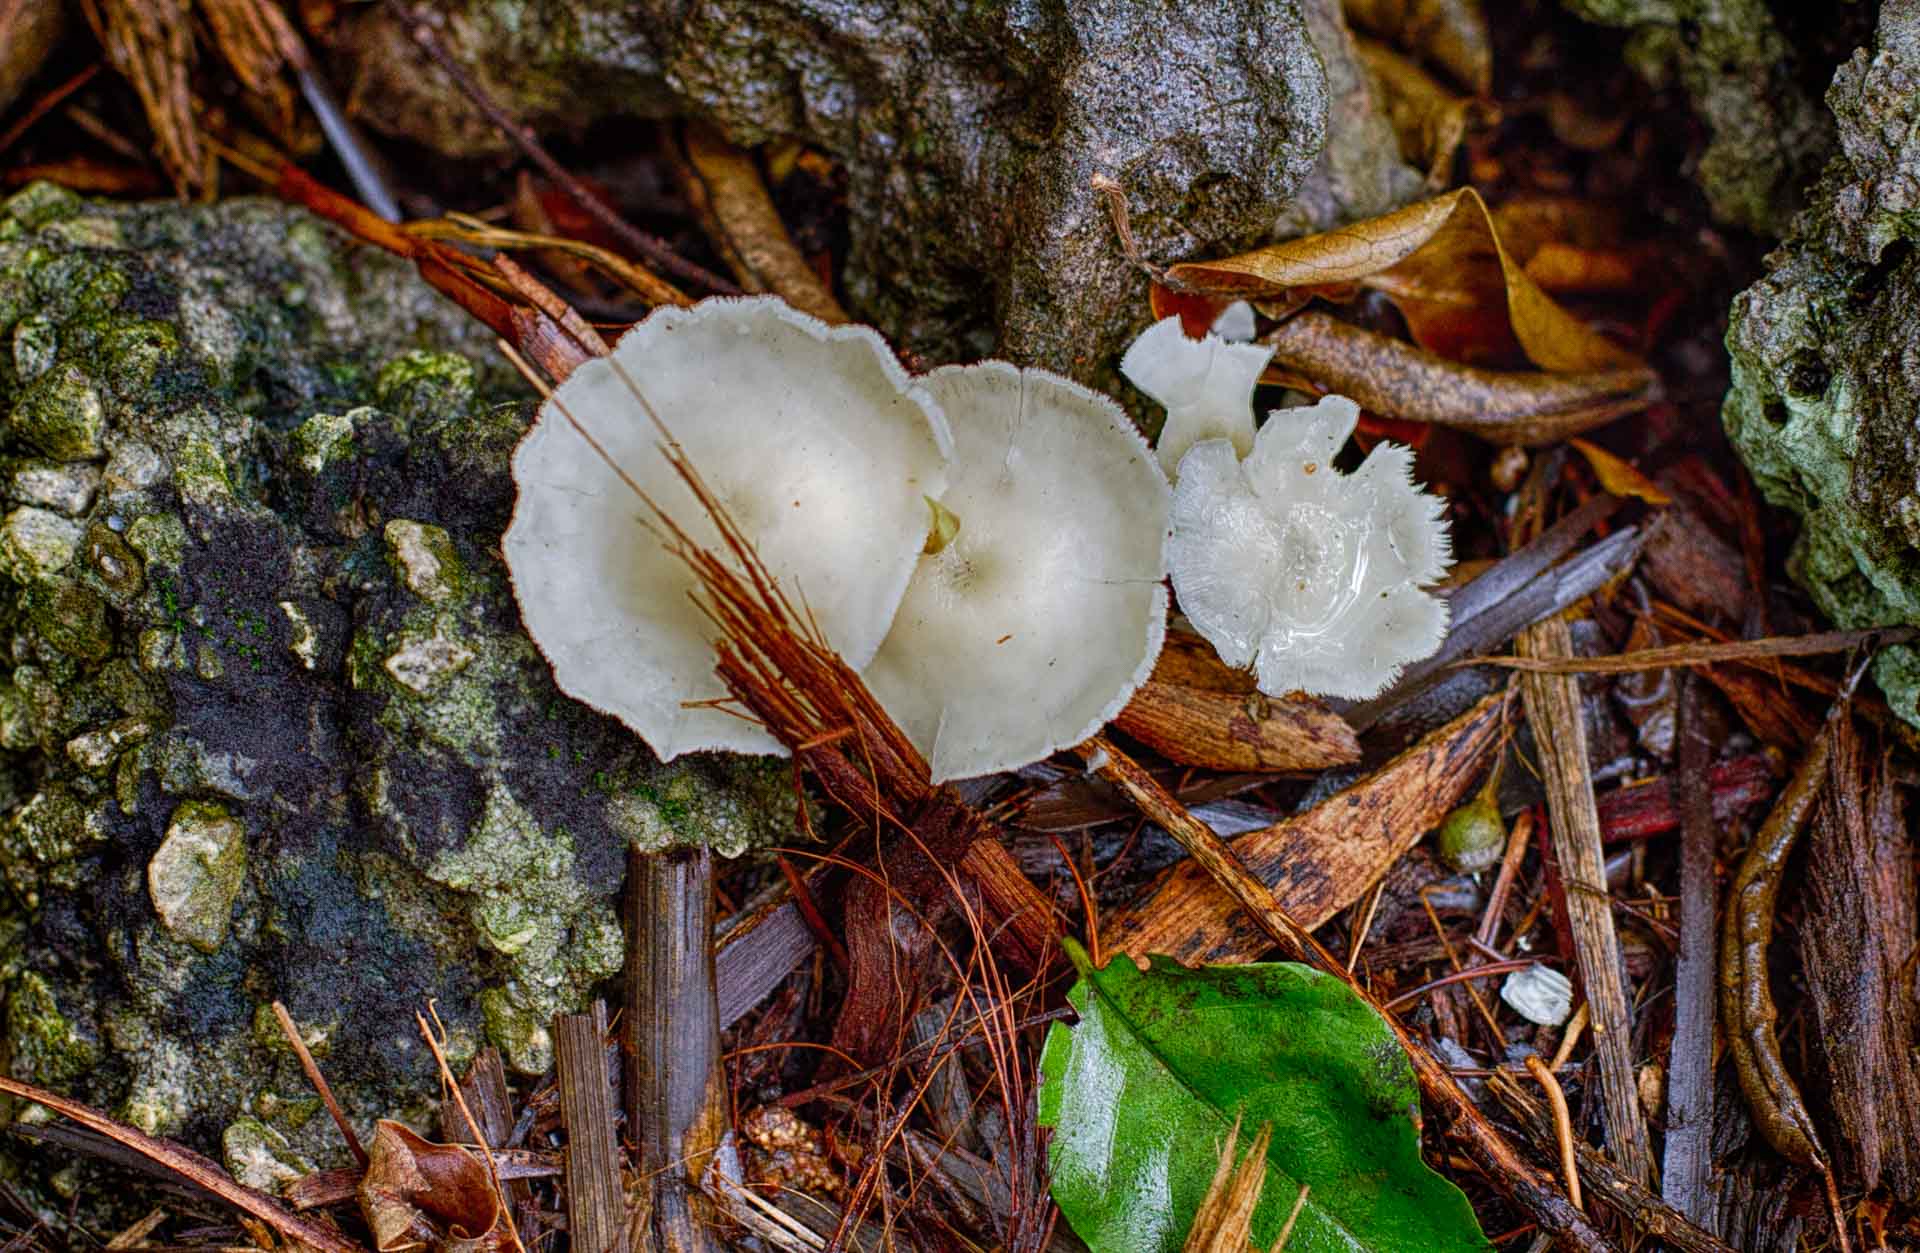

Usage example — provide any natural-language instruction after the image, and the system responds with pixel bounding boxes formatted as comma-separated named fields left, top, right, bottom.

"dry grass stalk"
left=79, top=0, right=202, bottom=194
left=1182, top=1119, right=1273, bottom=1253
left=1517, top=612, right=1654, bottom=1186
left=270, top=999, right=369, bottom=1169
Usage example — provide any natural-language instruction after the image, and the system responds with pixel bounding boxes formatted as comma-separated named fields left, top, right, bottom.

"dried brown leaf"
left=1113, top=629, right=1360, bottom=773
left=1355, top=36, right=1493, bottom=189
left=1263, top=311, right=1655, bottom=446
left=1569, top=438, right=1670, bottom=505
left=1168, top=187, right=1644, bottom=374
left=1341, top=0, right=1491, bottom=94
left=358, top=1121, right=511, bottom=1253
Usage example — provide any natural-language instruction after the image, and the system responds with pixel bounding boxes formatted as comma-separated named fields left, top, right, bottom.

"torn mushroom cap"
left=1168, top=393, right=1451, bottom=701
left=865, top=363, right=1171, bottom=782
left=1119, top=314, right=1275, bottom=478
left=504, top=296, right=953, bottom=761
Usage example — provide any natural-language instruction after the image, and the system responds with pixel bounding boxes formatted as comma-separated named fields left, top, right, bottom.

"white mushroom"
left=1119, top=314, right=1275, bottom=477
left=1167, top=394, right=1451, bottom=701
left=864, top=363, right=1170, bottom=782
left=504, top=296, right=953, bottom=761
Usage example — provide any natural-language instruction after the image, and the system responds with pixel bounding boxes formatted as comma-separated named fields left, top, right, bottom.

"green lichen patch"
left=147, top=800, right=248, bottom=954
left=8, top=362, right=106, bottom=461
left=0, top=785, right=104, bottom=898
left=3, top=972, right=101, bottom=1089
left=375, top=350, right=478, bottom=429
left=221, top=1116, right=312, bottom=1192
left=384, top=519, right=461, bottom=602
left=0, top=505, right=81, bottom=580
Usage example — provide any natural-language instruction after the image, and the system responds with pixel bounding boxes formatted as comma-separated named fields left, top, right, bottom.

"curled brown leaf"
left=1263, top=311, right=1656, bottom=446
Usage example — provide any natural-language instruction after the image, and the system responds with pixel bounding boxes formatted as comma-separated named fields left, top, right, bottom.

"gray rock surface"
left=1722, top=0, right=1920, bottom=723
left=0, top=183, right=790, bottom=1203
left=342, top=0, right=1401, bottom=387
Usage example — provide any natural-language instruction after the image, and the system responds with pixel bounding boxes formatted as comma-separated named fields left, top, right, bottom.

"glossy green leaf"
left=1037, top=941, right=1492, bottom=1252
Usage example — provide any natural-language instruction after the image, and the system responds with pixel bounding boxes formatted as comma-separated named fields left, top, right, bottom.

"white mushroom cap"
left=1119, top=314, right=1275, bottom=477
left=864, top=363, right=1171, bottom=782
left=1168, top=394, right=1451, bottom=701
left=504, top=296, right=953, bottom=761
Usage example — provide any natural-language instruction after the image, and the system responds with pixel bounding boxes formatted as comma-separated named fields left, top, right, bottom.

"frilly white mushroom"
left=864, top=363, right=1171, bottom=782
left=1119, top=314, right=1275, bottom=478
left=1209, top=300, right=1257, bottom=342
left=503, top=296, right=953, bottom=761
left=1167, top=394, right=1451, bottom=701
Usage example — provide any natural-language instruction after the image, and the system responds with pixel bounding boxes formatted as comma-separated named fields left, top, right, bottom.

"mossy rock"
left=0, top=184, right=793, bottom=1210
left=1722, top=6, right=1920, bottom=724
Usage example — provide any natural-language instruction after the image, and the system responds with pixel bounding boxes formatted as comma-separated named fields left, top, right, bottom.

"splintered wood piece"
left=682, top=122, right=848, bottom=324
left=1663, top=675, right=1720, bottom=1227
left=555, top=1002, right=624, bottom=1253
left=1801, top=721, right=1920, bottom=1200
left=1103, top=691, right=1504, bottom=965
left=1112, top=628, right=1360, bottom=772
left=1519, top=613, right=1654, bottom=1187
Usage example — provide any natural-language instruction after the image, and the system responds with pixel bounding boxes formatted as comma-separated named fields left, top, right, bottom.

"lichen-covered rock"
left=340, top=0, right=1383, bottom=387
left=1723, top=1, right=1920, bottom=723
left=1560, top=0, right=1840, bottom=235
left=0, top=184, right=794, bottom=1199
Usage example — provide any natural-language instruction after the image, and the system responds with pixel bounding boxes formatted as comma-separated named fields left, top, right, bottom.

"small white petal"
left=1209, top=300, right=1258, bottom=342
left=1502, top=964, right=1574, bottom=1026
left=1120, top=316, right=1274, bottom=478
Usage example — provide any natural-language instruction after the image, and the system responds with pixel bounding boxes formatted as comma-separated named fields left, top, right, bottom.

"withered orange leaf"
left=1569, top=437, right=1671, bottom=505
left=1264, top=311, right=1657, bottom=446
left=1166, top=187, right=1645, bottom=375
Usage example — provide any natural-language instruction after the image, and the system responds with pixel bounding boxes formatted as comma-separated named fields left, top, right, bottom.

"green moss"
left=375, top=350, right=478, bottom=428
left=23, top=579, right=111, bottom=662
left=290, top=410, right=358, bottom=474
left=1, top=182, right=79, bottom=230
left=8, top=362, right=105, bottom=460
left=4, top=972, right=100, bottom=1089
left=615, top=757, right=795, bottom=858
left=0, top=785, right=104, bottom=899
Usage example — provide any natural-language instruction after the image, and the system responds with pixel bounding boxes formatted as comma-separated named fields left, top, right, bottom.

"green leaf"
left=1037, top=941, right=1492, bottom=1252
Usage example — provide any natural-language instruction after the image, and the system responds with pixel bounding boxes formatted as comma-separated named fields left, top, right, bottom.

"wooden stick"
left=269, top=1001, right=367, bottom=1168
left=626, top=845, right=729, bottom=1253
left=1662, top=673, right=1718, bottom=1224
left=555, top=1002, right=623, bottom=1253
left=1518, top=613, right=1654, bottom=1186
